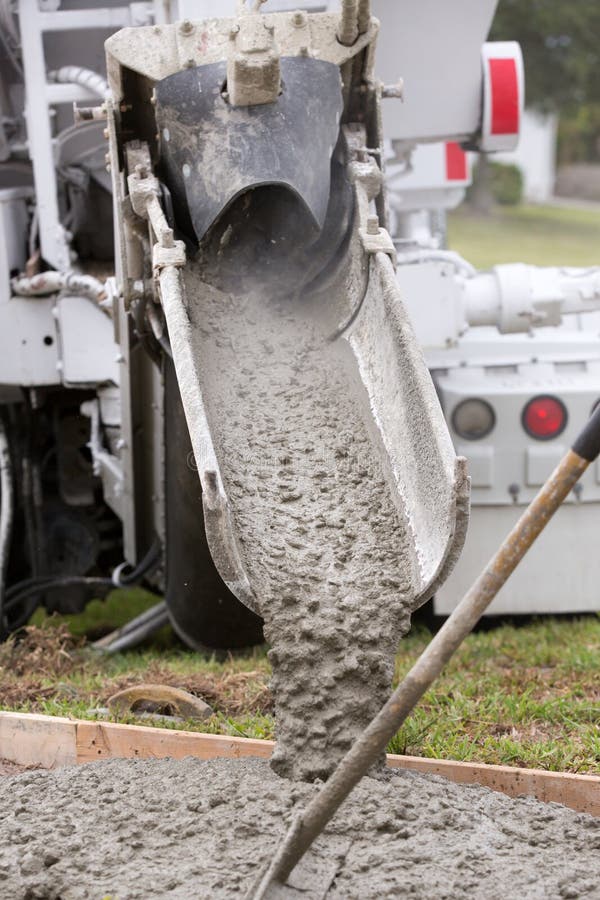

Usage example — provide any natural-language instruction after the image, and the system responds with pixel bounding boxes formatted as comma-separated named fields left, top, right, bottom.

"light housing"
left=522, top=395, right=567, bottom=441
left=451, top=398, right=496, bottom=441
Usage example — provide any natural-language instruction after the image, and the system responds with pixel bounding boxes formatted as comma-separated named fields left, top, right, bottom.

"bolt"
left=366, top=214, right=379, bottom=235
left=103, top=128, right=109, bottom=139
left=229, top=24, right=240, bottom=39
left=337, top=0, right=359, bottom=46
left=382, top=79, right=404, bottom=100
left=179, top=19, right=194, bottom=34
left=185, top=57, right=195, bottom=68
left=292, top=11, right=306, bottom=27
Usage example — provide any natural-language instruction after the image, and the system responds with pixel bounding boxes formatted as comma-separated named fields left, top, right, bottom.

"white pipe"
left=464, top=263, right=600, bottom=334
left=47, top=66, right=110, bottom=100
left=0, top=420, right=13, bottom=629
left=397, top=248, right=477, bottom=279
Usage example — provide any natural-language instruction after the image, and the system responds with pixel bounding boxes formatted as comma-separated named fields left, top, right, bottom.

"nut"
left=366, top=215, right=380, bottom=235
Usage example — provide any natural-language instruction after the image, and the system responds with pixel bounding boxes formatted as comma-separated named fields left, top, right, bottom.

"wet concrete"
left=185, top=268, right=417, bottom=781
left=0, top=757, right=598, bottom=899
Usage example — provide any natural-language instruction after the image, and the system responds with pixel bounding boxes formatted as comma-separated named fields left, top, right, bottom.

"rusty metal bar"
left=251, top=403, right=600, bottom=897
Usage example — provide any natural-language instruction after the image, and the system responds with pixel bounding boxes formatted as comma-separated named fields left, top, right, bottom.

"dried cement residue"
left=184, top=265, right=418, bottom=781
left=0, top=757, right=598, bottom=899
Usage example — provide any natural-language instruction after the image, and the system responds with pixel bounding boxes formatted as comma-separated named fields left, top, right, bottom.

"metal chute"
left=106, top=5, right=470, bottom=768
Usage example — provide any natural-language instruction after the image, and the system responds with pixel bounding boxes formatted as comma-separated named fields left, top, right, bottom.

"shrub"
left=489, top=161, right=524, bottom=205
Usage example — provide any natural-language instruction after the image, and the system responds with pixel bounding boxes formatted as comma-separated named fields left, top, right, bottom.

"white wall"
left=494, top=109, right=558, bottom=203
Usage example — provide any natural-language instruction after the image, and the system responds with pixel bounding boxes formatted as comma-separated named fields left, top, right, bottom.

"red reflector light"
left=522, top=396, right=567, bottom=440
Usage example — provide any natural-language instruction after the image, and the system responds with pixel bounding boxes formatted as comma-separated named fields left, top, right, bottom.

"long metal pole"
left=252, top=405, right=600, bottom=898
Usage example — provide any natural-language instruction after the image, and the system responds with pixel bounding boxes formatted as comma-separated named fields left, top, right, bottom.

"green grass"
left=448, top=203, right=600, bottom=269
left=388, top=617, right=600, bottom=773
left=2, top=598, right=599, bottom=774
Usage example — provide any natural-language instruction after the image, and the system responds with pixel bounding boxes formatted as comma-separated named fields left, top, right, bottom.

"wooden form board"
left=1, top=711, right=598, bottom=816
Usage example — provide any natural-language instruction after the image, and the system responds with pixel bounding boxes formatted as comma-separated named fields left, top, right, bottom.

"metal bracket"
left=359, top=216, right=396, bottom=262
left=124, top=141, right=187, bottom=284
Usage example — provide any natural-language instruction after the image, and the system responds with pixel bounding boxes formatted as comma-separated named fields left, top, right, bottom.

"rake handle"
left=253, top=402, right=600, bottom=897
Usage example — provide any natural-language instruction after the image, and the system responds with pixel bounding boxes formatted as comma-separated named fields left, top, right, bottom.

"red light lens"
left=522, top=396, right=567, bottom=440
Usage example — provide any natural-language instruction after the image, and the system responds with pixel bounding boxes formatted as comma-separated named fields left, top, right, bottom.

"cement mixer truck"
left=0, top=0, right=597, bottom=651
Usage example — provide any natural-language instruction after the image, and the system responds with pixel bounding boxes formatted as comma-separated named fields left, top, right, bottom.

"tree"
left=470, top=1, right=600, bottom=205
left=490, top=1, right=600, bottom=113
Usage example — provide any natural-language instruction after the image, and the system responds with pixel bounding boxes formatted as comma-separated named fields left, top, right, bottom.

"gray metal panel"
left=436, top=502, right=600, bottom=614
left=56, top=296, right=120, bottom=386
left=372, top=0, right=498, bottom=143
left=0, top=298, right=60, bottom=386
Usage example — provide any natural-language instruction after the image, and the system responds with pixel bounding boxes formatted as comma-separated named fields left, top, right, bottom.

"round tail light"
left=452, top=398, right=496, bottom=440
left=522, top=395, right=567, bottom=440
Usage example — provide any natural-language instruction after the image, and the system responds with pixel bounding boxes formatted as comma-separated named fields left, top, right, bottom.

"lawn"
left=2, top=592, right=598, bottom=774
left=448, top=203, right=600, bottom=269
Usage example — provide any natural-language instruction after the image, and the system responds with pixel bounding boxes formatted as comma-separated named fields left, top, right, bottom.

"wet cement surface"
left=0, top=757, right=598, bottom=899
left=185, top=268, right=417, bottom=781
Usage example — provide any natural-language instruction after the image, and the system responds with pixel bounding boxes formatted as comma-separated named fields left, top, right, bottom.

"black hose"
left=112, top=536, right=162, bottom=587
left=5, top=576, right=114, bottom=631
left=2, top=538, right=163, bottom=636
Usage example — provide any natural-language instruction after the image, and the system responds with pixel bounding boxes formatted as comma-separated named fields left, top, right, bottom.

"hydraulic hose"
left=1, top=538, right=163, bottom=635
left=111, top=537, right=163, bottom=587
